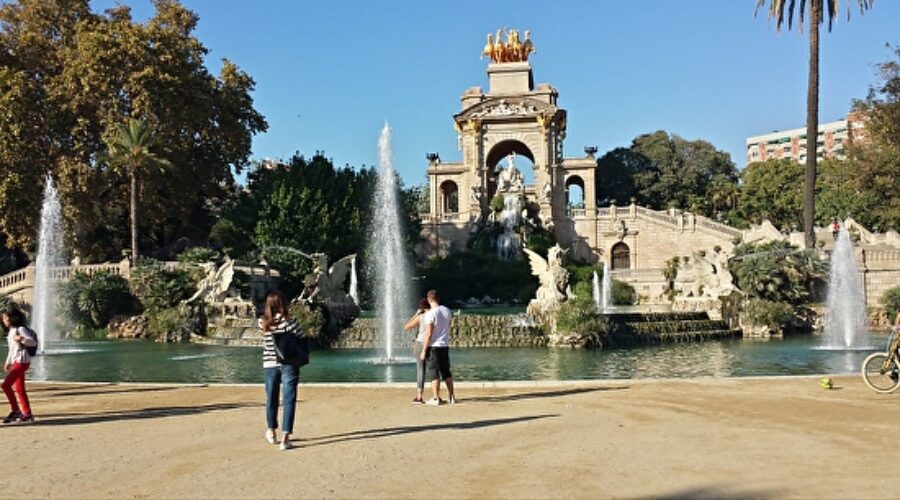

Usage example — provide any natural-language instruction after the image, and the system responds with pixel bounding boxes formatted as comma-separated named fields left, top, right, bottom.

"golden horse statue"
left=481, top=33, right=494, bottom=61
left=493, top=29, right=505, bottom=63
left=521, top=30, right=535, bottom=60
left=506, top=29, right=522, bottom=62
left=481, top=28, right=535, bottom=63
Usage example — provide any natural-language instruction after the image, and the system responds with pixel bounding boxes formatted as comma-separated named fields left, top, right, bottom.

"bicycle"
left=861, top=328, right=900, bottom=394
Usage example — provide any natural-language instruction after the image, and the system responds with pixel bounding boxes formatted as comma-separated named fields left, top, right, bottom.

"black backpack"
left=20, top=327, right=38, bottom=357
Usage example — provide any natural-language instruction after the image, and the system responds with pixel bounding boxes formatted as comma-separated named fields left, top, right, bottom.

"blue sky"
left=89, top=0, right=899, bottom=186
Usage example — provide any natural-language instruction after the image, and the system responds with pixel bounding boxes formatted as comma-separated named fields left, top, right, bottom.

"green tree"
left=628, top=131, right=738, bottom=214
left=104, top=119, right=171, bottom=264
left=844, top=45, right=900, bottom=230
left=60, top=270, right=133, bottom=328
left=755, top=0, right=875, bottom=248
left=594, top=147, right=654, bottom=205
left=0, top=0, right=267, bottom=259
left=738, top=159, right=804, bottom=229
left=215, top=153, right=420, bottom=301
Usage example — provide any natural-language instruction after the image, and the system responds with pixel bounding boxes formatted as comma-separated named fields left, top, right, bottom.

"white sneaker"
left=265, top=430, right=277, bottom=445
left=425, top=398, right=443, bottom=406
left=280, top=439, right=293, bottom=451
left=448, top=395, right=457, bottom=404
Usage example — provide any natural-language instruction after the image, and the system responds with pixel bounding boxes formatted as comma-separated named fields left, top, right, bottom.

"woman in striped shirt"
left=260, top=291, right=301, bottom=450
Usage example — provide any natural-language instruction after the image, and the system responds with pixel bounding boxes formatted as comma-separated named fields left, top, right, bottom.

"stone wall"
left=334, top=315, right=547, bottom=348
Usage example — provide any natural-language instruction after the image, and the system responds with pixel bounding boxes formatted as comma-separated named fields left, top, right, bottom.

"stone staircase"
left=606, top=311, right=740, bottom=347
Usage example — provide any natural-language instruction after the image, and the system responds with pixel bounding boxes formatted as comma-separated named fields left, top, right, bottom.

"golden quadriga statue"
left=481, top=29, right=535, bottom=63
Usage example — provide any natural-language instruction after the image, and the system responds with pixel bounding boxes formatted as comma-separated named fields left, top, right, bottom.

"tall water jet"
left=369, top=123, right=412, bottom=360
left=601, top=261, right=612, bottom=312
left=349, top=256, right=359, bottom=305
left=495, top=154, right=524, bottom=260
left=31, top=175, right=65, bottom=350
left=592, top=271, right=601, bottom=312
left=497, top=194, right=521, bottom=259
left=823, top=227, right=869, bottom=349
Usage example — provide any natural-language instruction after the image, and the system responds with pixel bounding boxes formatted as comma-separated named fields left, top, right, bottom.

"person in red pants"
left=2, top=307, right=37, bottom=424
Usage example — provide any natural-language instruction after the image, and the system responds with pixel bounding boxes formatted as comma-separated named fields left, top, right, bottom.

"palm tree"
left=755, top=0, right=874, bottom=248
left=105, top=119, right=171, bottom=265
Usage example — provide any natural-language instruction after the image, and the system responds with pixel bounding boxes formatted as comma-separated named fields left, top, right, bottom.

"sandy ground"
left=2, top=375, right=899, bottom=499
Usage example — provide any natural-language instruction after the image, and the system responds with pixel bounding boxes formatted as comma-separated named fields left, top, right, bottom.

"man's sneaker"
left=2, top=411, right=21, bottom=424
left=448, top=395, right=458, bottom=404
left=411, top=397, right=424, bottom=405
left=425, top=398, right=443, bottom=406
left=265, top=429, right=277, bottom=445
left=16, top=414, right=33, bottom=424
left=280, top=439, right=293, bottom=451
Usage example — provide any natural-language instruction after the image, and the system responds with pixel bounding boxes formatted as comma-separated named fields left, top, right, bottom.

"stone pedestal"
left=487, top=62, right=533, bottom=94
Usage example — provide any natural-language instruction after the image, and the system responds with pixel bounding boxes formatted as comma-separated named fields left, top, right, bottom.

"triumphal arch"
left=420, top=30, right=598, bottom=261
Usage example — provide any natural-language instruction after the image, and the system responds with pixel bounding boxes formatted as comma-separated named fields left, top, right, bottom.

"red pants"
left=2, top=362, right=31, bottom=415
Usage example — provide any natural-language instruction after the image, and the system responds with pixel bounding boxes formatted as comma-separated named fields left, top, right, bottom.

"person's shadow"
left=297, top=413, right=560, bottom=449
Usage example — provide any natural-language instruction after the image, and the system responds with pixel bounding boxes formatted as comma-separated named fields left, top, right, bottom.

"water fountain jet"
left=369, top=123, right=413, bottom=363
left=822, top=227, right=870, bottom=349
left=31, top=175, right=65, bottom=351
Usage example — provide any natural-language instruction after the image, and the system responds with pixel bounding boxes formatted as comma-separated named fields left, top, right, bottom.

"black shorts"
left=425, top=346, right=452, bottom=380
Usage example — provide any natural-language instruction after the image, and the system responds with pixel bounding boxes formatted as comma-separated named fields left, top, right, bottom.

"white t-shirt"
left=422, top=305, right=451, bottom=347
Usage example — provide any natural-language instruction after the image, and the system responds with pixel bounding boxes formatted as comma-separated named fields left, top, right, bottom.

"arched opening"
left=439, top=180, right=459, bottom=213
left=565, top=175, right=585, bottom=213
left=611, top=242, right=630, bottom=270
left=486, top=140, right=535, bottom=200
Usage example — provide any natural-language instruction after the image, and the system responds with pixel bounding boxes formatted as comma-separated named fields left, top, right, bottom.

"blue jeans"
left=264, top=364, right=299, bottom=433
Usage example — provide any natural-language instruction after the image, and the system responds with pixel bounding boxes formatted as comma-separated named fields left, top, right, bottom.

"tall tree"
left=0, top=0, right=267, bottom=261
left=755, top=0, right=875, bottom=248
left=628, top=131, right=738, bottom=214
left=105, top=119, right=171, bottom=264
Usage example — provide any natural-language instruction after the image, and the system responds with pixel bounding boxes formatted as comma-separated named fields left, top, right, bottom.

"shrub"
left=730, top=240, right=826, bottom=304
left=881, top=285, right=900, bottom=319
left=60, top=271, right=134, bottom=328
left=129, top=260, right=197, bottom=312
left=420, top=251, right=537, bottom=306
left=611, top=279, right=636, bottom=305
left=744, top=299, right=794, bottom=329
left=556, top=282, right=610, bottom=339
left=524, top=226, right=555, bottom=258
left=565, top=262, right=600, bottom=289
left=176, top=247, right=220, bottom=264
left=289, top=301, right=325, bottom=339
left=146, top=306, right=194, bottom=340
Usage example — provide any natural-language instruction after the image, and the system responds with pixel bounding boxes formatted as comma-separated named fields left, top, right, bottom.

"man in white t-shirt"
left=419, top=289, right=456, bottom=405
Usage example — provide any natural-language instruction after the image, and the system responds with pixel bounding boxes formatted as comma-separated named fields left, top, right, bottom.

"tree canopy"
left=0, top=0, right=267, bottom=260
left=212, top=153, right=421, bottom=300
left=595, top=131, right=739, bottom=216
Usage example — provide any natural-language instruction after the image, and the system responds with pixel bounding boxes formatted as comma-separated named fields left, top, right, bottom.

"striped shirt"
left=260, top=314, right=301, bottom=368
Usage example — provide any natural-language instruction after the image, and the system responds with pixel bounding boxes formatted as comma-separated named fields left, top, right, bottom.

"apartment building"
left=745, top=112, right=867, bottom=164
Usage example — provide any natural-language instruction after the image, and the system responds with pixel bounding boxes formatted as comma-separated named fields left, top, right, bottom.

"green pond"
left=25, top=333, right=888, bottom=384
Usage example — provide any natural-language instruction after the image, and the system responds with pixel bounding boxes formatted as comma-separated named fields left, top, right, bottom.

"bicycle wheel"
left=861, top=353, right=900, bottom=394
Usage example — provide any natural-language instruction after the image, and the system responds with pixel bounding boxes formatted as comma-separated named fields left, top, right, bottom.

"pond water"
left=26, top=333, right=888, bottom=384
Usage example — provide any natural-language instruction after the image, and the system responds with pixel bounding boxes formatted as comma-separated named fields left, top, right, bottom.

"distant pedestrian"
left=2, top=307, right=37, bottom=424
left=259, top=291, right=301, bottom=450
left=404, top=298, right=430, bottom=404
left=832, top=218, right=840, bottom=241
left=420, top=289, right=456, bottom=405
